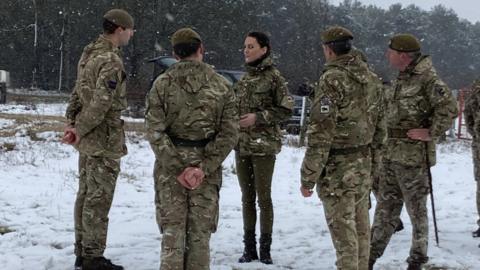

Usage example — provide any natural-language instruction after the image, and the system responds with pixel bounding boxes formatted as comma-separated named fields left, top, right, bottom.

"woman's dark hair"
left=326, top=39, right=352, bottom=56
left=103, top=19, right=121, bottom=34
left=173, top=42, right=201, bottom=58
left=247, top=31, right=271, bottom=57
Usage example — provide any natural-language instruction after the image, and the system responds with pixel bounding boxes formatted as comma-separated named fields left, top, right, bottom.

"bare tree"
left=31, top=0, right=39, bottom=90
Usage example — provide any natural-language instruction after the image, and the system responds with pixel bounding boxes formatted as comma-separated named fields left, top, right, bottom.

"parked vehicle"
left=282, top=95, right=309, bottom=134
left=216, top=69, right=244, bottom=85
left=147, top=56, right=178, bottom=82
left=148, top=56, right=245, bottom=85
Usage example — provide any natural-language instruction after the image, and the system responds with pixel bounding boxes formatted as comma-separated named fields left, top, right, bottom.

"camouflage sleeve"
left=464, top=89, right=476, bottom=135
left=65, top=87, right=82, bottom=126
left=372, top=84, right=388, bottom=150
left=199, top=85, right=239, bottom=176
left=371, top=84, right=388, bottom=174
left=75, top=59, right=123, bottom=138
left=255, top=72, right=293, bottom=125
left=144, top=79, right=184, bottom=175
left=300, top=74, right=339, bottom=190
left=427, top=78, right=458, bottom=139
left=466, top=80, right=480, bottom=135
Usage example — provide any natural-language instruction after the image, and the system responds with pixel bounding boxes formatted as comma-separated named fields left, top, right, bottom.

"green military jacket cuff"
left=255, top=111, right=268, bottom=125
left=301, top=180, right=316, bottom=190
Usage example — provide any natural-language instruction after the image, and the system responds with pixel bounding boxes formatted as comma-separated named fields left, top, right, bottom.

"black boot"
left=406, top=262, right=422, bottom=270
left=74, top=256, right=83, bottom=270
left=472, top=227, right=480, bottom=238
left=83, top=257, right=123, bottom=270
left=368, top=259, right=375, bottom=270
left=238, top=230, right=258, bottom=263
left=259, top=233, right=273, bottom=264
left=394, top=219, right=404, bottom=233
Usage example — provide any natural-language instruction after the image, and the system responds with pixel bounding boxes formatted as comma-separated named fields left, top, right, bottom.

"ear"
left=261, top=46, right=268, bottom=55
left=198, top=43, right=205, bottom=56
left=114, top=26, right=123, bottom=35
left=322, top=45, right=332, bottom=57
left=172, top=51, right=180, bottom=60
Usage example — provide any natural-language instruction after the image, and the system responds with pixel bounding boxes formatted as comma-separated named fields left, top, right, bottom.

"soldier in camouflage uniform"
left=369, top=34, right=458, bottom=270
left=370, top=81, right=405, bottom=234
left=234, top=31, right=293, bottom=265
left=463, top=79, right=480, bottom=240
left=300, top=26, right=387, bottom=270
left=64, top=9, right=134, bottom=270
left=145, top=28, right=239, bottom=270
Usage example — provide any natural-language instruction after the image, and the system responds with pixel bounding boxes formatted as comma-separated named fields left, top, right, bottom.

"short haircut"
left=173, top=42, right=201, bottom=59
left=326, top=39, right=352, bottom=56
left=247, top=31, right=271, bottom=56
left=103, top=19, right=121, bottom=34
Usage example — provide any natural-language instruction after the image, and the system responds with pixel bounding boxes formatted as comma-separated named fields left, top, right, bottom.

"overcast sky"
left=330, top=0, right=479, bottom=23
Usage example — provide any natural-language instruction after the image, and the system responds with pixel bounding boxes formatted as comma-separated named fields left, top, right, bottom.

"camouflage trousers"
left=471, top=140, right=480, bottom=226
left=317, top=150, right=372, bottom=270
left=371, top=171, right=402, bottom=229
left=235, top=152, right=276, bottom=234
left=154, top=161, right=220, bottom=270
left=74, top=154, right=120, bottom=258
left=370, top=161, right=429, bottom=264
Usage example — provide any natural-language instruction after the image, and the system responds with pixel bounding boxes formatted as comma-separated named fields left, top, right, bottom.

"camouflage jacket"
left=464, top=79, right=480, bottom=137
left=384, top=55, right=458, bottom=166
left=145, top=60, right=239, bottom=183
left=65, top=35, right=128, bottom=158
left=234, top=57, right=293, bottom=156
left=301, top=53, right=387, bottom=189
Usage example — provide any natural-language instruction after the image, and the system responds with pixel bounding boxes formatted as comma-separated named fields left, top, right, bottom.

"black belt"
left=170, top=136, right=211, bottom=147
left=388, top=128, right=409, bottom=138
left=329, top=144, right=370, bottom=156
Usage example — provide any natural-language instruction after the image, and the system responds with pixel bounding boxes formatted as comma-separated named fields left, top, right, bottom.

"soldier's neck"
left=103, top=34, right=120, bottom=48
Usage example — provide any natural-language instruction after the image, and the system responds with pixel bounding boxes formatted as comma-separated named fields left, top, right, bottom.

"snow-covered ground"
left=0, top=107, right=479, bottom=269
left=0, top=103, right=144, bottom=123
left=0, top=103, right=67, bottom=117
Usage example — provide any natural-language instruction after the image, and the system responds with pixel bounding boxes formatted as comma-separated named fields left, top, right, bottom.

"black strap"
left=388, top=128, right=410, bottom=138
left=329, top=144, right=370, bottom=156
left=170, top=136, right=211, bottom=147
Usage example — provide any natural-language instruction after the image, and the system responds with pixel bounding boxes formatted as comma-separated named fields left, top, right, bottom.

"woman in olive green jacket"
left=234, top=31, right=293, bottom=265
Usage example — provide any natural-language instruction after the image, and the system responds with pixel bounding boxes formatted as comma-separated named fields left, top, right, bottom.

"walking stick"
left=425, top=142, right=440, bottom=246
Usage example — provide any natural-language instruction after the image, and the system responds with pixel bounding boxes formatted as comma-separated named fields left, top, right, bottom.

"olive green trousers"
left=235, top=152, right=276, bottom=234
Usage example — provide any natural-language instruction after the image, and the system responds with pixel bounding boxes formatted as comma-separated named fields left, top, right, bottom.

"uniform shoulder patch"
left=434, top=85, right=446, bottom=97
left=320, top=96, right=331, bottom=114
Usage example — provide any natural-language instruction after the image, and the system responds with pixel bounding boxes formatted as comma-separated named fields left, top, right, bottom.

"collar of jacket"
left=325, top=53, right=356, bottom=68
left=79, top=35, right=120, bottom=67
left=83, top=35, right=120, bottom=55
left=324, top=53, right=370, bottom=84
left=245, top=56, right=274, bottom=74
left=400, top=54, right=431, bottom=78
left=166, top=60, right=216, bottom=94
left=98, top=35, right=121, bottom=54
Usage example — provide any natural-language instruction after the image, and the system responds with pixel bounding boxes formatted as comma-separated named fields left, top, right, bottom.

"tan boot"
left=0, top=226, right=14, bottom=235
